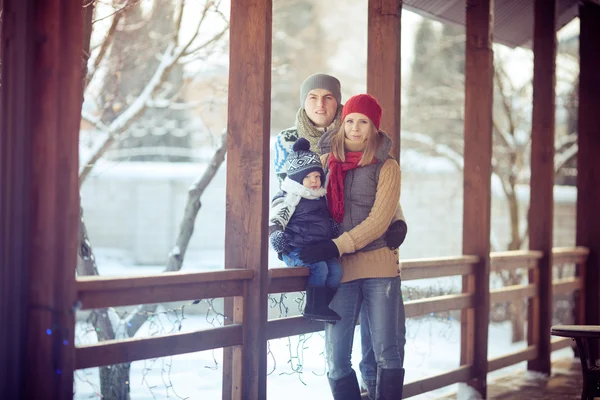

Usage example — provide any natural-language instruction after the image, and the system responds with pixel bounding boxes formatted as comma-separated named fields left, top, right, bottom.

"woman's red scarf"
left=327, top=152, right=378, bottom=223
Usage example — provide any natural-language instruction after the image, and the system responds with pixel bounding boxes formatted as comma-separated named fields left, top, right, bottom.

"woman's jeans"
left=325, top=277, right=405, bottom=381
left=282, top=248, right=342, bottom=288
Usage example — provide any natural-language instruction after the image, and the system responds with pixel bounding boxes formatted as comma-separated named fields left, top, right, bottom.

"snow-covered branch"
left=555, top=142, right=578, bottom=172
left=126, top=129, right=228, bottom=336
left=402, top=131, right=464, bottom=170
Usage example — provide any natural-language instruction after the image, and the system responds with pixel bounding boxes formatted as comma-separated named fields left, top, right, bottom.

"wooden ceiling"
left=403, top=0, right=580, bottom=48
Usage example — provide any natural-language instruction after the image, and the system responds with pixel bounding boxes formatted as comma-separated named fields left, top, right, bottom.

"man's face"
left=303, top=89, right=338, bottom=128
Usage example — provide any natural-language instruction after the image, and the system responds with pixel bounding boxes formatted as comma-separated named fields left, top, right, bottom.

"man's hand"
left=384, top=220, right=408, bottom=249
left=298, top=240, right=340, bottom=264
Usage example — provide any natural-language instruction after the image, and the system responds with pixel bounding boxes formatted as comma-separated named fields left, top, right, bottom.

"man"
left=272, top=73, right=407, bottom=399
left=274, top=73, right=343, bottom=186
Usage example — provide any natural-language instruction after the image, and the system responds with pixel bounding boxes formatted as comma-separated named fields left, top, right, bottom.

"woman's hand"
left=298, top=240, right=340, bottom=264
left=384, top=220, right=408, bottom=249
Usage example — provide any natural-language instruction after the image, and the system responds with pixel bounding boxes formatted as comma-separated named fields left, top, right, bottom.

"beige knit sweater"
left=321, top=139, right=401, bottom=283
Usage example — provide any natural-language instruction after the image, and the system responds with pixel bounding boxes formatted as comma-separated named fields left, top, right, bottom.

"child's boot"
left=303, top=285, right=341, bottom=323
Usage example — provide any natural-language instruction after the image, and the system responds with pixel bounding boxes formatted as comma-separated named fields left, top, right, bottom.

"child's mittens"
left=331, top=219, right=340, bottom=238
left=269, top=228, right=288, bottom=254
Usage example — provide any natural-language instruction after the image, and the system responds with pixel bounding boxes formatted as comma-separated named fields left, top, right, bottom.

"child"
left=269, top=138, right=342, bottom=323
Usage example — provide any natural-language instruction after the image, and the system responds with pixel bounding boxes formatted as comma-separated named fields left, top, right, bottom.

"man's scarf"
left=295, top=104, right=343, bottom=153
left=327, top=152, right=377, bottom=223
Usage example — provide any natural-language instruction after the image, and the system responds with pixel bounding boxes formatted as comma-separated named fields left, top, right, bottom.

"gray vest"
left=325, top=155, right=392, bottom=253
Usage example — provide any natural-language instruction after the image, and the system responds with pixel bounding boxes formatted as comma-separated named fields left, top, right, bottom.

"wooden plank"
left=0, top=1, right=33, bottom=397
left=77, top=269, right=254, bottom=290
left=78, top=280, right=246, bottom=310
left=403, top=365, right=473, bottom=399
left=488, top=346, right=538, bottom=372
left=223, top=0, right=272, bottom=397
left=0, top=0, right=83, bottom=398
left=402, top=263, right=476, bottom=281
left=402, top=255, right=480, bottom=269
left=577, top=1, right=600, bottom=361
left=75, top=324, right=243, bottom=370
left=552, top=246, right=590, bottom=265
left=552, top=277, right=582, bottom=295
left=490, top=250, right=542, bottom=271
left=527, top=0, right=557, bottom=375
left=551, top=337, right=573, bottom=351
left=490, top=284, right=537, bottom=304
left=76, top=269, right=253, bottom=308
left=266, top=316, right=327, bottom=340
left=461, top=1, right=494, bottom=397
left=405, top=293, right=474, bottom=318
left=367, top=0, right=401, bottom=160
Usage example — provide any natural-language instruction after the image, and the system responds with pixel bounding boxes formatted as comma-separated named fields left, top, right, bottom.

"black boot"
left=375, top=367, right=404, bottom=400
left=328, top=369, right=363, bottom=400
left=303, top=285, right=341, bottom=323
left=325, top=286, right=337, bottom=306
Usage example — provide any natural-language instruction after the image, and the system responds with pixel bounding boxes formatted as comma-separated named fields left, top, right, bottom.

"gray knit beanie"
left=299, top=73, right=341, bottom=108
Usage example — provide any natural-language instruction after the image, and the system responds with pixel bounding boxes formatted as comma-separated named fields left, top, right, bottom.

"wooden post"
left=460, top=0, right=493, bottom=397
left=0, top=0, right=82, bottom=398
left=577, top=1, right=600, bottom=358
left=527, top=0, right=556, bottom=375
left=223, top=0, right=272, bottom=398
left=367, top=0, right=402, bottom=161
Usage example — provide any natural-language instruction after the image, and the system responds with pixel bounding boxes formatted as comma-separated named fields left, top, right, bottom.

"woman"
left=299, top=94, right=405, bottom=399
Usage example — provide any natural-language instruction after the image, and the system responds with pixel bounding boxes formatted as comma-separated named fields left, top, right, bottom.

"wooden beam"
left=552, top=277, right=582, bottom=295
left=528, top=0, right=557, bottom=375
left=367, top=0, right=402, bottom=160
left=577, top=2, right=600, bottom=351
left=403, top=365, right=472, bottom=399
left=490, top=284, right=537, bottom=304
left=406, top=293, right=474, bottom=318
left=0, top=0, right=82, bottom=398
left=550, top=337, right=573, bottom=351
left=488, top=346, right=537, bottom=372
left=76, top=324, right=243, bottom=369
left=76, top=269, right=253, bottom=309
left=461, top=0, right=494, bottom=396
left=223, top=0, right=272, bottom=398
left=266, top=316, right=327, bottom=340
left=552, top=246, right=589, bottom=265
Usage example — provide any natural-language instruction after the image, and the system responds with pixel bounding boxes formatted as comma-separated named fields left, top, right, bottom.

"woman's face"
left=344, top=112, right=371, bottom=142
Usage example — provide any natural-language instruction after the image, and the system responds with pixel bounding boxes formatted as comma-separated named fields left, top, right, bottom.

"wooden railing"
left=74, top=246, right=589, bottom=398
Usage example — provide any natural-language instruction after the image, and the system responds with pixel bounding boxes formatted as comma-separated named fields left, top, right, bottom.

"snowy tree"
left=78, top=1, right=229, bottom=398
left=403, top=21, right=579, bottom=343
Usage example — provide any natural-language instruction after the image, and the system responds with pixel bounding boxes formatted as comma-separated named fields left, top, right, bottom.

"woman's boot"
left=328, top=369, right=362, bottom=400
left=375, top=367, right=404, bottom=399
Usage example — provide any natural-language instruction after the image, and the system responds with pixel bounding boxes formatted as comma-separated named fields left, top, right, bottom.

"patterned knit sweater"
left=321, top=139, right=401, bottom=283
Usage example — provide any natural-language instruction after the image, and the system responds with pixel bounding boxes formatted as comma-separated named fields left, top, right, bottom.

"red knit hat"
left=341, top=94, right=382, bottom=130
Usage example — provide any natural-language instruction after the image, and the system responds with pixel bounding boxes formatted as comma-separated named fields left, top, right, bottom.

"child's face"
left=302, top=171, right=322, bottom=190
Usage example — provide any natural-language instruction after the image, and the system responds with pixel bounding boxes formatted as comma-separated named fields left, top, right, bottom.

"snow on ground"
left=74, top=249, right=573, bottom=399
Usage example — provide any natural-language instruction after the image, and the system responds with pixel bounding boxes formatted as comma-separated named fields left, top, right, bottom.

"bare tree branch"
left=126, top=130, right=228, bottom=336
left=86, top=0, right=135, bottom=89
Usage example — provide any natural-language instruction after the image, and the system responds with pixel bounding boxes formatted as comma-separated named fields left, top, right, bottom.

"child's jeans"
left=282, top=248, right=342, bottom=288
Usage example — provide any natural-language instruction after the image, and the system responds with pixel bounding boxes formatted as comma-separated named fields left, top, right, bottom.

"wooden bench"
left=551, top=325, right=600, bottom=400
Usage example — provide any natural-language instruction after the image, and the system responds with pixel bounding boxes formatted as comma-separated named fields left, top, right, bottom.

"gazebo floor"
left=437, top=358, right=589, bottom=399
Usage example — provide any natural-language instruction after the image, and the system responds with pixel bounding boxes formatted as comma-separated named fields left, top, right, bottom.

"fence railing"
left=75, top=246, right=589, bottom=398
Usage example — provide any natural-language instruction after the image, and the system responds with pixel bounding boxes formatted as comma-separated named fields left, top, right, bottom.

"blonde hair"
left=330, top=119, right=381, bottom=165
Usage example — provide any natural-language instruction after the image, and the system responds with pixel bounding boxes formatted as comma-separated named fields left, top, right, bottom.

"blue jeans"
left=282, top=248, right=342, bottom=288
left=325, top=277, right=404, bottom=381
left=359, top=289, right=406, bottom=390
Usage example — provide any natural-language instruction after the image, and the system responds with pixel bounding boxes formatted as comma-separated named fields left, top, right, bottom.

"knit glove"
left=298, top=240, right=340, bottom=264
left=384, top=220, right=408, bottom=249
left=269, top=229, right=288, bottom=254
left=331, top=219, right=340, bottom=238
